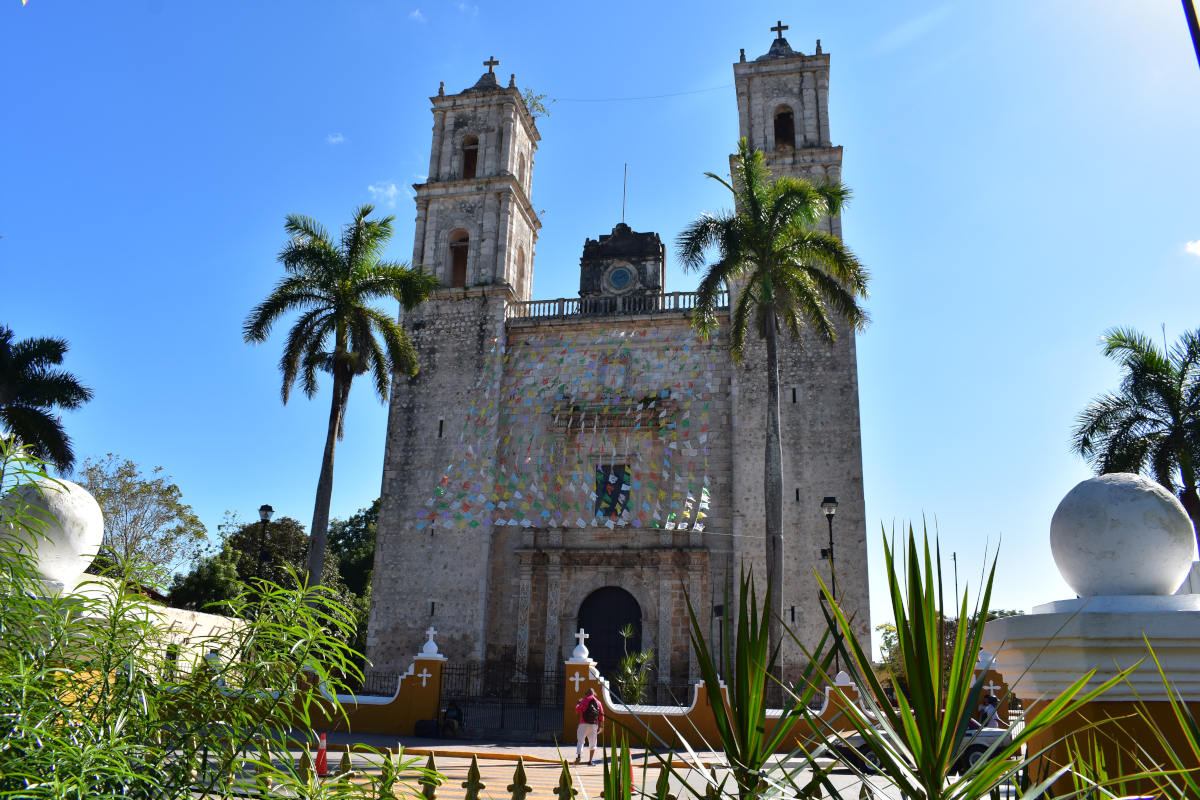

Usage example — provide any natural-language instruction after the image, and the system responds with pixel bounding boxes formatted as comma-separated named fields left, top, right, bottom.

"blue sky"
left=3, top=1, right=1198, bottom=639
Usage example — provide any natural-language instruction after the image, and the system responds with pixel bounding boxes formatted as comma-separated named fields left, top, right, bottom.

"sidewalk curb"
left=316, top=742, right=712, bottom=769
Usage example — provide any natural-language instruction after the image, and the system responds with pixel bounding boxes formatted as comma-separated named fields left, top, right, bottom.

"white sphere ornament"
left=0, top=479, right=104, bottom=586
left=1050, top=473, right=1195, bottom=597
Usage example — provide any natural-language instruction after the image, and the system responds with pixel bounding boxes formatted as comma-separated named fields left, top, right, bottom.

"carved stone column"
left=516, top=557, right=533, bottom=674
left=543, top=552, right=562, bottom=674
left=688, top=553, right=705, bottom=683
left=657, top=551, right=673, bottom=684
left=429, top=110, right=446, bottom=178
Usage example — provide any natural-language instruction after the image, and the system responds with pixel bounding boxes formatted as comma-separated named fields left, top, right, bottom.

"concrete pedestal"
left=983, top=597, right=1200, bottom=792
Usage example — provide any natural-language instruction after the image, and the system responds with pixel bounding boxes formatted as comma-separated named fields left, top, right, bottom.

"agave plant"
left=682, top=568, right=834, bottom=800
left=807, top=526, right=1138, bottom=800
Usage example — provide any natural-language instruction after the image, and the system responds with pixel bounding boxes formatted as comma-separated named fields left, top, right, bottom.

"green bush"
left=0, top=441, right=386, bottom=799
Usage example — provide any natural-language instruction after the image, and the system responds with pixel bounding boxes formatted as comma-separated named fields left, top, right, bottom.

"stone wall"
left=368, top=288, right=508, bottom=672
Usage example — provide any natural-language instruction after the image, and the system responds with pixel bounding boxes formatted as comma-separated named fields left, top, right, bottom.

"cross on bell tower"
left=771, top=20, right=788, bottom=39
left=483, top=56, right=499, bottom=73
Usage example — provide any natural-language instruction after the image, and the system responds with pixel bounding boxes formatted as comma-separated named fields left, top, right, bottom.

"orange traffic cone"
left=315, top=733, right=328, bottom=777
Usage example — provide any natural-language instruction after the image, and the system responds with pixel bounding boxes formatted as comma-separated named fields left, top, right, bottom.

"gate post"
left=563, top=628, right=603, bottom=741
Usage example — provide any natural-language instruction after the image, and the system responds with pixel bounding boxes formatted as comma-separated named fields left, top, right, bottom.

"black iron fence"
left=437, top=662, right=563, bottom=737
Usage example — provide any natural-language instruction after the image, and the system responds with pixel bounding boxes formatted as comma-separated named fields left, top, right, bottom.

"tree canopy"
left=78, top=454, right=207, bottom=576
left=1072, top=326, right=1200, bottom=548
left=242, top=205, right=436, bottom=585
left=677, top=139, right=869, bottom=656
left=0, top=325, right=93, bottom=473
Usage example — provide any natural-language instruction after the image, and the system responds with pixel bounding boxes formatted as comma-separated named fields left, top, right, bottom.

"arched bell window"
left=461, top=135, right=479, bottom=179
left=773, top=105, right=796, bottom=150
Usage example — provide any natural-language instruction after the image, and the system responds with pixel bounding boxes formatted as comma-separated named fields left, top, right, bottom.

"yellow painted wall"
left=561, top=662, right=864, bottom=753
left=309, top=656, right=445, bottom=736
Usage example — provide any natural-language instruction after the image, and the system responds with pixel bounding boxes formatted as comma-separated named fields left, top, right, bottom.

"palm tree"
left=1073, top=327, right=1200, bottom=552
left=677, top=139, right=869, bottom=654
left=244, top=205, right=437, bottom=585
left=0, top=326, right=93, bottom=473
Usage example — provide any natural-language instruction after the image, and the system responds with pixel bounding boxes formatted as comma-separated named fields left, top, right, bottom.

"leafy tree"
left=168, top=514, right=347, bottom=611
left=328, top=497, right=379, bottom=596
left=1073, top=326, right=1200, bottom=552
left=677, top=139, right=869, bottom=653
left=78, top=453, right=207, bottom=575
left=243, top=205, right=437, bottom=585
left=0, top=325, right=93, bottom=473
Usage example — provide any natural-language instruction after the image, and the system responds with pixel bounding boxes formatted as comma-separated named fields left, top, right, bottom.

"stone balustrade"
left=506, top=290, right=727, bottom=322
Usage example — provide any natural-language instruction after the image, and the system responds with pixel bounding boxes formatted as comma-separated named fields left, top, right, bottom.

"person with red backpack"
left=573, top=687, right=605, bottom=765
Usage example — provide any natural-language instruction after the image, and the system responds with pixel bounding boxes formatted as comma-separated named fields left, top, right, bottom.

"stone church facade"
left=366, top=28, right=869, bottom=688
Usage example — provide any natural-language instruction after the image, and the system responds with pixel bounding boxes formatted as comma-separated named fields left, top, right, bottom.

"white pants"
left=576, top=722, right=599, bottom=756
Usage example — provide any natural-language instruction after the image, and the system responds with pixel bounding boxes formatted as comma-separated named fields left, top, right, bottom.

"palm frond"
left=0, top=404, right=75, bottom=472
left=8, top=334, right=71, bottom=373
left=278, top=308, right=331, bottom=404
left=8, top=370, right=93, bottom=410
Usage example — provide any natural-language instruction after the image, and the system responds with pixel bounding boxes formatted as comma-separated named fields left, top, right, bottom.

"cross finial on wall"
left=771, top=20, right=788, bottom=39
left=574, top=628, right=589, bottom=648
left=484, top=56, right=500, bottom=73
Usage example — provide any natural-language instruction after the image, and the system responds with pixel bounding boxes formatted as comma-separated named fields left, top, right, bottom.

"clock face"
left=603, top=262, right=637, bottom=294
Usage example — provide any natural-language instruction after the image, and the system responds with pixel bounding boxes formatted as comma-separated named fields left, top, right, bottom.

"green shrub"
left=0, top=441, right=380, bottom=799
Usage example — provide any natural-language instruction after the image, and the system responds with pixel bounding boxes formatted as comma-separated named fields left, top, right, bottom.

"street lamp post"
left=255, top=504, right=274, bottom=579
left=820, top=496, right=839, bottom=675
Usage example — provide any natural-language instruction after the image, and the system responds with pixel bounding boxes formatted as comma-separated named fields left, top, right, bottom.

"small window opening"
left=448, top=230, right=469, bottom=287
left=594, top=464, right=631, bottom=520
left=774, top=105, right=796, bottom=150
left=438, top=419, right=444, bottom=438
left=461, top=135, right=479, bottom=179
left=791, top=387, right=797, bottom=404
left=430, top=600, right=436, bottom=616
left=795, top=488, right=800, bottom=502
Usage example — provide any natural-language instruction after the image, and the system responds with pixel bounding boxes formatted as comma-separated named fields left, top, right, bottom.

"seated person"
left=441, top=701, right=464, bottom=737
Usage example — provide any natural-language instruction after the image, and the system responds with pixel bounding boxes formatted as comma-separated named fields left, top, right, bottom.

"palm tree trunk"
left=763, top=310, right=784, bottom=669
left=307, top=371, right=349, bottom=586
left=1179, top=485, right=1200, bottom=557
left=1178, top=453, right=1200, bottom=558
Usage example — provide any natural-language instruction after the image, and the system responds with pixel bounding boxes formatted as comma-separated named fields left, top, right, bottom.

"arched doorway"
left=577, top=587, right=641, bottom=678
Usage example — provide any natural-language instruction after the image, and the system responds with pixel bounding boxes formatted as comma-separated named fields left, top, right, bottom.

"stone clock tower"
left=577, top=223, right=665, bottom=314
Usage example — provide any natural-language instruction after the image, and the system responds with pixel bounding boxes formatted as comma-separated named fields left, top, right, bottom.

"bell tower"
left=733, top=21, right=843, bottom=238
left=727, top=25, right=869, bottom=678
left=411, top=57, right=541, bottom=300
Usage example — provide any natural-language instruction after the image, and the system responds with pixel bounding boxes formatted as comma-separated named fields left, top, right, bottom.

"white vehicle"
left=831, top=722, right=1014, bottom=774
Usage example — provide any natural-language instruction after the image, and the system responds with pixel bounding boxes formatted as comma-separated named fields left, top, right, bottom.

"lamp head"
left=821, top=496, right=838, bottom=517
left=258, top=504, right=275, bottom=523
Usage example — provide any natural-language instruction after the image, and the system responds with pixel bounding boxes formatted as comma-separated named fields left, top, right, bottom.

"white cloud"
left=1186, top=239, right=1200, bottom=258
left=409, top=8, right=424, bottom=21
left=456, top=2, right=478, bottom=15
left=368, top=182, right=400, bottom=208
left=326, top=132, right=345, bottom=145
left=876, top=4, right=953, bottom=54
